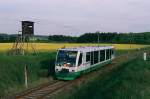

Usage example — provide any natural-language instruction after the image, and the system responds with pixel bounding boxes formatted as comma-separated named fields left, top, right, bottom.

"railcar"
left=55, top=46, right=115, bottom=80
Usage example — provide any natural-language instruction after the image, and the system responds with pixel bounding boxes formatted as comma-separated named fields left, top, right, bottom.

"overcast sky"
left=0, top=0, right=150, bottom=36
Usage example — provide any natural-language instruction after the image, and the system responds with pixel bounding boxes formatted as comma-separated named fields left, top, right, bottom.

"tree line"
left=48, top=35, right=77, bottom=43
left=0, top=32, right=150, bottom=44
left=77, top=32, right=150, bottom=44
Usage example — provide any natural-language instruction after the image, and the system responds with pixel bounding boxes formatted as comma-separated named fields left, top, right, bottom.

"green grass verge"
left=100, top=58, right=150, bottom=99
left=0, top=52, right=56, bottom=97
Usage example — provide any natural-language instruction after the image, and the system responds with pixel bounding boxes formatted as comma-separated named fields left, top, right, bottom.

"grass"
left=0, top=43, right=149, bottom=52
left=65, top=58, right=150, bottom=99
left=0, top=52, right=56, bottom=97
left=100, top=58, right=150, bottom=99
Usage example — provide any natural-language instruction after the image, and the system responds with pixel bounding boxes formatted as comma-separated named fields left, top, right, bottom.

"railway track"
left=21, top=81, right=67, bottom=99
left=8, top=81, right=67, bottom=99
left=6, top=50, right=142, bottom=99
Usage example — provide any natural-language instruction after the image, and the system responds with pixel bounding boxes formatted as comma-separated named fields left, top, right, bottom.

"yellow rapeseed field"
left=0, top=43, right=149, bottom=52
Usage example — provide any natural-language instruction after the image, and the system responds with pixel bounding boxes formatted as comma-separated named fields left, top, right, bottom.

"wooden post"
left=144, top=52, right=147, bottom=61
left=24, top=65, right=28, bottom=88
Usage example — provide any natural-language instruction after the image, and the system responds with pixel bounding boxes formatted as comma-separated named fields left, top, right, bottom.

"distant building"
left=29, top=35, right=49, bottom=41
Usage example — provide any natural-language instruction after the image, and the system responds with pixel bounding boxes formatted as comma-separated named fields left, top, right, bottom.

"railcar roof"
left=59, top=46, right=114, bottom=52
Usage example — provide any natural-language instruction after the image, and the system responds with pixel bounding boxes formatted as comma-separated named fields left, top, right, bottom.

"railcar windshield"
left=56, top=50, right=77, bottom=67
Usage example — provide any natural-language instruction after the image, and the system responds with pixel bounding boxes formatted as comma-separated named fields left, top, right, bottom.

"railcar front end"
left=55, top=50, right=82, bottom=80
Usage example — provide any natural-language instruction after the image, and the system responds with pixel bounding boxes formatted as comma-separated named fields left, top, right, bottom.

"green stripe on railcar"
left=56, top=60, right=112, bottom=80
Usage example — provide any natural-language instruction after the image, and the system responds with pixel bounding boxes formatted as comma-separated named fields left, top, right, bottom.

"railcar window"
left=106, top=49, right=110, bottom=60
left=110, top=49, right=114, bottom=58
left=112, top=49, right=114, bottom=55
left=99, top=50, right=100, bottom=62
left=94, top=51, right=99, bottom=64
left=56, top=51, right=77, bottom=66
left=100, top=50, right=105, bottom=62
left=86, top=52, right=90, bottom=62
left=78, top=53, right=82, bottom=66
left=91, top=52, right=94, bottom=65
left=109, top=49, right=111, bottom=59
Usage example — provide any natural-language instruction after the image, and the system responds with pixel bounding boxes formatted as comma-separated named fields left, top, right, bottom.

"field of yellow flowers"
left=0, top=43, right=149, bottom=52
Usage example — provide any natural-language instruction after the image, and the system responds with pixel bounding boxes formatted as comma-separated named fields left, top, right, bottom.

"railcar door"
left=77, top=52, right=83, bottom=71
left=85, top=52, right=91, bottom=69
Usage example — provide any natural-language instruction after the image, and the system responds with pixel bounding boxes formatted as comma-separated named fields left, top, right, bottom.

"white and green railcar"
left=55, top=46, right=115, bottom=80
